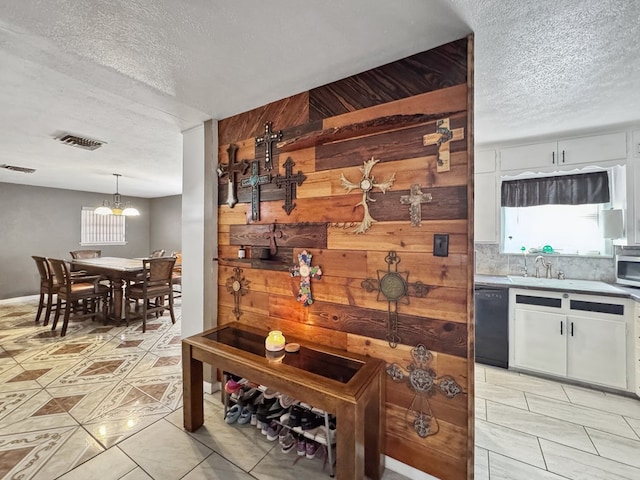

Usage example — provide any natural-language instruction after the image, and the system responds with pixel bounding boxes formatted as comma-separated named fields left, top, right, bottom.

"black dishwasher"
left=474, top=286, right=509, bottom=368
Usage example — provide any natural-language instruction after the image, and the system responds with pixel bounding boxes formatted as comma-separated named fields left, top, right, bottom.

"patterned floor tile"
left=0, top=358, right=82, bottom=392
left=90, top=333, right=163, bottom=357
left=57, top=446, right=137, bottom=480
left=0, top=389, right=41, bottom=422
left=44, top=381, right=121, bottom=424
left=125, top=351, right=182, bottom=379
left=0, top=388, right=79, bottom=434
left=125, top=374, right=183, bottom=410
left=0, top=425, right=103, bottom=480
left=149, top=331, right=183, bottom=353
left=46, top=352, right=145, bottom=387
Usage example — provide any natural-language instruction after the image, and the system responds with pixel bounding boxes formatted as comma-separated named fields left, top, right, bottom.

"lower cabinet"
left=510, top=289, right=631, bottom=391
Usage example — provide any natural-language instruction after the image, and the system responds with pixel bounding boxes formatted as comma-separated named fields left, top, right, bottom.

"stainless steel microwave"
left=615, top=255, right=640, bottom=287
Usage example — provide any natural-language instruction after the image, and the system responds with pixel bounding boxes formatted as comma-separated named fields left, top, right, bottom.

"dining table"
left=70, top=256, right=145, bottom=322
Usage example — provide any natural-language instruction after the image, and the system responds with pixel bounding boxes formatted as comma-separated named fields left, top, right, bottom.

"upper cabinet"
left=500, top=132, right=627, bottom=172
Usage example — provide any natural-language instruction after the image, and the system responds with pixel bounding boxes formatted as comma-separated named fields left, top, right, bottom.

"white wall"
left=150, top=194, right=182, bottom=255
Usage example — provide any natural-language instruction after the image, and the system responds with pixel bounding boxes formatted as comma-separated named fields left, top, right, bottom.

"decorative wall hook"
left=386, top=344, right=463, bottom=438
left=340, top=157, right=395, bottom=234
left=422, top=118, right=464, bottom=173
left=225, top=267, right=249, bottom=320
left=290, top=250, right=322, bottom=306
left=361, top=251, right=430, bottom=348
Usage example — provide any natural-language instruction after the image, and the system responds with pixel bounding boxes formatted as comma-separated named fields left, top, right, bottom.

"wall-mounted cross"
left=263, top=223, right=283, bottom=256
left=290, top=250, right=322, bottom=306
left=255, top=121, right=283, bottom=171
left=422, top=117, right=464, bottom=172
left=274, top=157, right=306, bottom=215
left=361, top=251, right=430, bottom=348
left=217, top=144, right=250, bottom=208
left=225, top=267, right=250, bottom=320
left=400, top=184, right=433, bottom=227
left=240, top=160, right=271, bottom=221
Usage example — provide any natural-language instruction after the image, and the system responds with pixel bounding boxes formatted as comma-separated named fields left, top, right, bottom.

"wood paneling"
left=309, top=38, right=468, bottom=120
left=216, top=36, right=473, bottom=479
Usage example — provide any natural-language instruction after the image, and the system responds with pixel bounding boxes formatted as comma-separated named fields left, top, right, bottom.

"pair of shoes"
left=278, top=393, right=299, bottom=408
left=295, top=437, right=321, bottom=459
left=279, top=431, right=296, bottom=453
left=288, top=405, right=305, bottom=427
left=256, top=398, right=284, bottom=425
left=300, top=411, right=324, bottom=431
left=224, top=377, right=246, bottom=394
left=266, top=420, right=283, bottom=441
left=225, top=404, right=242, bottom=424
left=237, top=406, right=253, bottom=425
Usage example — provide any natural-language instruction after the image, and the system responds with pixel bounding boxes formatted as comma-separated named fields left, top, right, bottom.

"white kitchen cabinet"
left=567, top=314, right=627, bottom=389
left=500, top=131, right=627, bottom=172
left=514, top=309, right=566, bottom=376
left=474, top=172, right=498, bottom=242
left=510, top=289, right=633, bottom=391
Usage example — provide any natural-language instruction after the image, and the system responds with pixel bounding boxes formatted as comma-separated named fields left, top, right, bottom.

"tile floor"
left=475, top=364, right=640, bottom=480
left=2, top=297, right=639, bottom=479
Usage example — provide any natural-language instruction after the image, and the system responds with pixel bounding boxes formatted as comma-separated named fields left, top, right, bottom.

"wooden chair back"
left=70, top=250, right=102, bottom=259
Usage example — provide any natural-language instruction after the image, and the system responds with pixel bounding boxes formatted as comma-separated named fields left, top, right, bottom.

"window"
left=500, top=166, right=625, bottom=257
left=80, top=207, right=126, bottom=245
left=502, top=203, right=611, bottom=256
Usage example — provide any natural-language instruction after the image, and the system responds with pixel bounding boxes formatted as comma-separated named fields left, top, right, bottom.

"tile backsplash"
left=473, top=243, right=639, bottom=283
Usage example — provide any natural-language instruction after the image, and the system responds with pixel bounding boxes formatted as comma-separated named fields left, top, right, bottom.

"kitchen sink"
left=506, top=276, right=623, bottom=294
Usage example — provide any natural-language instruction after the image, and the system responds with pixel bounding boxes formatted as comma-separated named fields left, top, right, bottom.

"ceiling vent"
left=55, top=133, right=105, bottom=151
left=1, top=164, right=36, bottom=174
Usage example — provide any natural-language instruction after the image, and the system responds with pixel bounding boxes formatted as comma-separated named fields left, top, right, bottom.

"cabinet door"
left=513, top=308, right=567, bottom=376
left=500, top=141, right=557, bottom=172
left=558, top=132, right=627, bottom=166
left=567, top=315, right=627, bottom=389
left=474, top=173, right=497, bottom=242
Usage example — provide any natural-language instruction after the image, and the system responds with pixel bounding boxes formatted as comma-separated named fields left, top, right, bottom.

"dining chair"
left=171, top=252, right=182, bottom=298
left=69, top=249, right=102, bottom=272
left=124, top=257, right=176, bottom=332
left=48, top=258, right=110, bottom=336
left=149, top=249, right=166, bottom=258
left=31, top=256, right=58, bottom=325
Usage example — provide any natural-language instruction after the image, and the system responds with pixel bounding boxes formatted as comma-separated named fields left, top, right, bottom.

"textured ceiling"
left=0, top=0, right=638, bottom=197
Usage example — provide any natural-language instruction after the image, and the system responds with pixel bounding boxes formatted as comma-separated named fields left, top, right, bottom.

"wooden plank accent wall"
left=217, top=36, right=474, bottom=480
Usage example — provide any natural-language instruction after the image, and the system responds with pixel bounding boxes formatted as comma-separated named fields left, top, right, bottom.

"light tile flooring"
left=2, top=297, right=640, bottom=479
left=475, top=364, right=640, bottom=479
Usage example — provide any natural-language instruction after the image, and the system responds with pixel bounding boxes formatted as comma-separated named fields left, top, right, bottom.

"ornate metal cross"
left=263, top=223, right=283, bottom=256
left=255, top=121, right=283, bottom=171
left=400, top=184, right=433, bottom=227
left=340, top=157, right=395, bottom=234
left=217, top=144, right=250, bottom=208
left=274, top=157, right=306, bottom=215
left=361, top=251, right=430, bottom=348
left=240, top=160, right=271, bottom=221
left=422, top=117, right=464, bottom=173
left=290, top=250, right=322, bottom=306
left=225, top=267, right=250, bottom=320
left=386, top=344, right=463, bottom=438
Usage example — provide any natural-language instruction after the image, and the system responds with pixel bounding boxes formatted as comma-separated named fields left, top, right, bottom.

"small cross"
left=422, top=118, right=464, bottom=172
left=400, top=184, right=433, bottom=227
left=274, top=157, right=306, bottom=215
left=263, top=223, right=283, bottom=256
left=255, top=121, right=283, bottom=171
left=240, top=160, right=271, bottom=221
left=225, top=267, right=249, bottom=320
left=290, top=250, right=322, bottom=306
left=217, top=144, right=250, bottom=208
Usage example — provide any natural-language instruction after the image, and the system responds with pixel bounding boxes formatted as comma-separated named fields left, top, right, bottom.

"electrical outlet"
left=433, top=234, right=449, bottom=257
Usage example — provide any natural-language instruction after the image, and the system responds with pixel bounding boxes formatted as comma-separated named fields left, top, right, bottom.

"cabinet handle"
left=562, top=150, right=565, bottom=163
left=552, top=151, right=555, bottom=164
left=560, top=321, right=563, bottom=335
left=571, top=322, right=574, bottom=336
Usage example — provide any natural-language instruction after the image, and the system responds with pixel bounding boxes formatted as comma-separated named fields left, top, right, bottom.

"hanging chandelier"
left=94, top=173, right=140, bottom=216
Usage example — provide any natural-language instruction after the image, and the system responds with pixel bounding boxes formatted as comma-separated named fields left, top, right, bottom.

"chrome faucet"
left=534, top=255, right=553, bottom=278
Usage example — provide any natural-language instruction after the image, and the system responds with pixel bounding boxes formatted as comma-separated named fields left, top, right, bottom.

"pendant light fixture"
left=95, top=173, right=140, bottom=216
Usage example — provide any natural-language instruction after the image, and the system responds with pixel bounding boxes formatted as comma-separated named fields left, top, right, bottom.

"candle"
left=265, top=330, right=286, bottom=352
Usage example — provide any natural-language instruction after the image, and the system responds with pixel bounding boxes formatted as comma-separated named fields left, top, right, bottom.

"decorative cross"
left=400, top=184, right=433, bottom=227
left=240, top=160, right=271, bottom=221
left=361, top=251, right=430, bottom=348
left=422, top=117, right=464, bottom=172
left=290, top=250, right=322, bottom=306
left=274, top=157, right=306, bottom=215
left=340, top=157, right=396, bottom=234
left=255, top=121, right=283, bottom=171
left=225, top=267, right=250, bottom=320
left=217, top=144, right=250, bottom=208
left=386, top=344, right=463, bottom=438
left=263, top=223, right=283, bottom=256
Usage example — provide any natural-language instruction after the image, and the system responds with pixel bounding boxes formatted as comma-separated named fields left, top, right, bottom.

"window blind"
left=81, top=207, right=126, bottom=245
